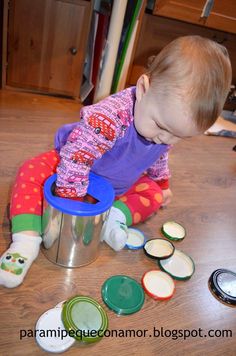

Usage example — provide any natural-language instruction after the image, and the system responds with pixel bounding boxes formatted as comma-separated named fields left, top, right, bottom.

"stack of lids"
left=141, top=221, right=195, bottom=300
left=35, top=296, right=108, bottom=353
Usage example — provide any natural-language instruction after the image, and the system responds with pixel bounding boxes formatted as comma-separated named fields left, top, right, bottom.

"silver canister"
left=41, top=173, right=114, bottom=268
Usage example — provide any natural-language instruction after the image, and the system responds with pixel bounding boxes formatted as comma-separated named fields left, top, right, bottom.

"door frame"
left=2, top=0, right=8, bottom=88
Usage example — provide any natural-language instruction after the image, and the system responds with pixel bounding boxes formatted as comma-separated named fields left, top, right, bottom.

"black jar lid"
left=209, top=269, right=236, bottom=306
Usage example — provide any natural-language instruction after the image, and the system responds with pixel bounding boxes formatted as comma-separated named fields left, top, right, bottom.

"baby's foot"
left=101, top=207, right=128, bottom=251
left=105, top=222, right=128, bottom=251
left=0, top=233, right=41, bottom=288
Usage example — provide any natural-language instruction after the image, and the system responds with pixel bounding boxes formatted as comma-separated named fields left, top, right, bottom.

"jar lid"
left=44, top=173, right=114, bottom=216
left=142, top=270, right=175, bottom=300
left=126, top=228, right=146, bottom=250
left=35, top=307, right=75, bottom=353
left=143, top=238, right=175, bottom=260
left=209, top=269, right=236, bottom=305
left=102, top=275, right=145, bottom=315
left=158, top=249, right=195, bottom=280
left=161, top=221, right=186, bottom=241
left=62, top=296, right=108, bottom=343
left=54, top=300, right=67, bottom=308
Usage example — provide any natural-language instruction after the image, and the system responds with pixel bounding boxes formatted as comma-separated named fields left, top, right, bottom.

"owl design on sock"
left=0, top=253, right=27, bottom=275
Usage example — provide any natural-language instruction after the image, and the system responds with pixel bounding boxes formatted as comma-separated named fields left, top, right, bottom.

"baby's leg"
left=102, top=175, right=163, bottom=251
left=116, top=175, right=163, bottom=224
left=0, top=150, right=59, bottom=288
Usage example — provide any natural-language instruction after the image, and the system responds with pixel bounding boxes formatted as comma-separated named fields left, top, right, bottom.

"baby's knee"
left=18, top=157, right=35, bottom=173
left=140, top=181, right=163, bottom=207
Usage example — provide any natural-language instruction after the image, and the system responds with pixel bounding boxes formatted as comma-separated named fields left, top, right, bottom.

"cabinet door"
left=7, top=0, right=92, bottom=97
left=153, top=0, right=236, bottom=34
left=153, top=0, right=207, bottom=24
left=128, top=14, right=236, bottom=85
left=205, top=1, right=236, bottom=34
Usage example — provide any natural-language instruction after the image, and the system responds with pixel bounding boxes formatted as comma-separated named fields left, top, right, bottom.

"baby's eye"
left=156, top=122, right=168, bottom=133
left=156, top=123, right=163, bottom=130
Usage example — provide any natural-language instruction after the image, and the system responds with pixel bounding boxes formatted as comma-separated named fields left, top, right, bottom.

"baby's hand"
left=161, top=188, right=173, bottom=207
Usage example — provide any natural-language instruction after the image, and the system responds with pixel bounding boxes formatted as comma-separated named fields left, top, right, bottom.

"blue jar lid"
left=44, top=173, right=114, bottom=216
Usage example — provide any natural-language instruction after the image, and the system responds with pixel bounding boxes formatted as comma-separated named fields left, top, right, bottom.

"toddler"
left=0, top=36, right=232, bottom=288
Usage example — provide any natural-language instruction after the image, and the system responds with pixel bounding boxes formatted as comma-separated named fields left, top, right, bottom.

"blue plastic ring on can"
left=44, top=173, right=115, bottom=216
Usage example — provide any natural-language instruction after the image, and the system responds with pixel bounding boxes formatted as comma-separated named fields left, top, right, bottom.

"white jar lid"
left=143, top=238, right=175, bottom=259
left=126, top=228, right=146, bottom=249
left=142, top=270, right=175, bottom=300
left=159, top=249, right=195, bottom=280
left=35, top=307, right=75, bottom=353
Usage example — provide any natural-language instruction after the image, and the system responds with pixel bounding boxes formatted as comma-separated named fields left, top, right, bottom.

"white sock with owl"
left=0, top=233, right=42, bottom=288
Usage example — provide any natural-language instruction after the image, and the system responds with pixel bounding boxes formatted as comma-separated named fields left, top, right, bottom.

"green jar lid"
left=102, top=275, right=145, bottom=315
left=62, top=296, right=108, bottom=343
left=158, top=249, right=195, bottom=280
left=161, top=221, right=186, bottom=241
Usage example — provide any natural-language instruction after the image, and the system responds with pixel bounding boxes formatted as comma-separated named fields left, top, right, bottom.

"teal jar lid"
left=102, top=275, right=145, bottom=315
left=62, top=296, right=108, bottom=343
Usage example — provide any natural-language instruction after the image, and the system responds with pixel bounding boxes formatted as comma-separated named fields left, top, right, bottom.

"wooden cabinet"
left=128, top=2, right=236, bottom=86
left=153, top=0, right=206, bottom=26
left=153, top=0, right=236, bottom=34
left=3, top=0, right=92, bottom=97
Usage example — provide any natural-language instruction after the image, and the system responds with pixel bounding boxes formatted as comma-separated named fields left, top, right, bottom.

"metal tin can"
left=41, top=173, right=114, bottom=267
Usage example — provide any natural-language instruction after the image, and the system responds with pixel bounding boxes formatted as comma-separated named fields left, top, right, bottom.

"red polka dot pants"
left=10, top=150, right=59, bottom=233
left=10, top=150, right=163, bottom=233
left=115, top=175, right=163, bottom=226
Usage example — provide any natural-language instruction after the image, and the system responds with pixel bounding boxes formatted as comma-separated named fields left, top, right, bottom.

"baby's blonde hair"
left=146, top=36, right=232, bottom=131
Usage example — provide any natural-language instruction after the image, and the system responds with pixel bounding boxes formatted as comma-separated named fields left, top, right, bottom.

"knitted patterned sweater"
left=55, top=87, right=170, bottom=198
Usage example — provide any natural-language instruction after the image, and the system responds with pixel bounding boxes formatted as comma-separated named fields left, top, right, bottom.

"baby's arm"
left=55, top=109, right=118, bottom=198
left=146, top=149, right=172, bottom=206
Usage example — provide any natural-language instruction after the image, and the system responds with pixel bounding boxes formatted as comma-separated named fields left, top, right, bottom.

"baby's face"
left=134, top=88, right=201, bottom=145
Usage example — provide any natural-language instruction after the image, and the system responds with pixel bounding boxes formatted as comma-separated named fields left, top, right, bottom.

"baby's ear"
left=136, top=74, right=150, bottom=102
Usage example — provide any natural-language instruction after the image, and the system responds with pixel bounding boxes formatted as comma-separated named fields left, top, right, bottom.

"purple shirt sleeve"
left=54, top=122, right=79, bottom=152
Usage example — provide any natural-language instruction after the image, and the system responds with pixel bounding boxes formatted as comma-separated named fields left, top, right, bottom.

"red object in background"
left=88, top=11, right=110, bottom=103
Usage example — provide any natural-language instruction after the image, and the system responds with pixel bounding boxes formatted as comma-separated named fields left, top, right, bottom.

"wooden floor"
left=0, top=89, right=235, bottom=356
